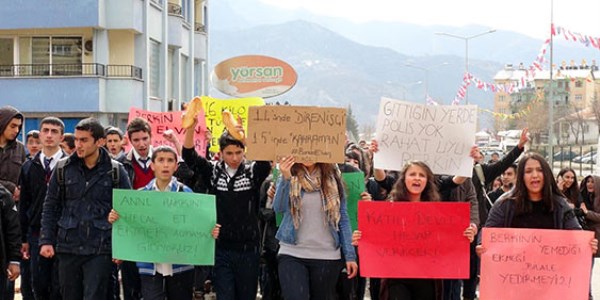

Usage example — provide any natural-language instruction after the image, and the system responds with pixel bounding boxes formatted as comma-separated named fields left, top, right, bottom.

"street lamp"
left=396, top=81, right=422, bottom=100
left=404, top=62, right=450, bottom=102
left=435, top=29, right=496, bottom=104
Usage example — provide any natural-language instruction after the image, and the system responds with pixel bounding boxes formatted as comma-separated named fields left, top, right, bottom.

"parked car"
left=550, top=150, right=578, bottom=161
left=573, top=151, right=596, bottom=164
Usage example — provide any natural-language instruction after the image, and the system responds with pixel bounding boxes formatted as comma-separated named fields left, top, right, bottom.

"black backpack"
left=55, top=158, right=121, bottom=197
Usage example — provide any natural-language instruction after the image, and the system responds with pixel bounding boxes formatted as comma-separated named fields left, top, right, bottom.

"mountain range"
left=208, top=0, right=599, bottom=128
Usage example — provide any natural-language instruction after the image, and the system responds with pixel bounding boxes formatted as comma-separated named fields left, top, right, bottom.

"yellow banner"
left=201, top=96, right=265, bottom=153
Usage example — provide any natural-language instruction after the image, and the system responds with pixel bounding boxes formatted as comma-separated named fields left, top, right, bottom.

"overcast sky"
left=259, top=0, right=600, bottom=40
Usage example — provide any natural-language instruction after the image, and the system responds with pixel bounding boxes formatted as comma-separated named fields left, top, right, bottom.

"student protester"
left=25, top=130, right=41, bottom=160
left=0, top=106, right=26, bottom=199
left=487, top=164, right=517, bottom=204
left=352, top=161, right=476, bottom=300
left=557, top=167, right=580, bottom=207
left=39, top=117, right=131, bottom=300
left=258, top=171, right=283, bottom=300
left=181, top=118, right=271, bottom=300
left=0, top=185, right=21, bottom=298
left=59, top=133, right=75, bottom=155
left=105, top=127, right=126, bottom=160
left=19, top=117, right=66, bottom=300
left=464, top=128, right=529, bottom=300
left=580, top=174, right=600, bottom=300
left=108, top=145, right=220, bottom=300
left=480, top=153, right=598, bottom=299
left=491, top=176, right=502, bottom=192
left=275, top=156, right=358, bottom=300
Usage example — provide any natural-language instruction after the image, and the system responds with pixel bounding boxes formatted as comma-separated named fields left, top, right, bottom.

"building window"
left=499, top=95, right=505, bottom=102
left=575, top=80, right=583, bottom=88
left=575, top=94, right=583, bottom=102
left=27, top=37, right=83, bottom=75
left=181, top=54, right=189, bottom=101
left=149, top=40, right=160, bottom=98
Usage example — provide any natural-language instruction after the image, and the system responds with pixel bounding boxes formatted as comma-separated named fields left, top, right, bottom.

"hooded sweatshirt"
left=0, top=106, right=25, bottom=194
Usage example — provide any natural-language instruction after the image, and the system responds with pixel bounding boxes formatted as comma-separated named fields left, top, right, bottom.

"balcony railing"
left=195, top=22, right=206, bottom=33
left=168, top=3, right=182, bottom=16
left=0, top=64, right=142, bottom=79
left=107, top=65, right=143, bottom=80
left=0, top=63, right=105, bottom=77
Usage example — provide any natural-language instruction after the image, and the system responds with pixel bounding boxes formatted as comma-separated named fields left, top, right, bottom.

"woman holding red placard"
left=352, top=160, right=476, bottom=300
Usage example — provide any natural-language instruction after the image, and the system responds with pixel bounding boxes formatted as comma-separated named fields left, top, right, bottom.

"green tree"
left=346, top=105, right=360, bottom=143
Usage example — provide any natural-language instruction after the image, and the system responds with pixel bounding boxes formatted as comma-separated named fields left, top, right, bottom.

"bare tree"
left=591, top=95, right=600, bottom=135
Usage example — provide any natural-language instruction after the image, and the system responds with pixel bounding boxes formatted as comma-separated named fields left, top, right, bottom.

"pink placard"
left=126, top=107, right=208, bottom=157
left=480, top=228, right=593, bottom=300
left=357, top=201, right=470, bottom=279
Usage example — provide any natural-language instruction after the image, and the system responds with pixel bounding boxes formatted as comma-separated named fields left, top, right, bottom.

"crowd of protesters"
left=0, top=103, right=598, bottom=300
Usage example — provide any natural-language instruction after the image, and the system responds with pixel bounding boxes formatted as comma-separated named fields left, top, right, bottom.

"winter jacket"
left=581, top=174, right=600, bottom=257
left=484, top=193, right=581, bottom=230
left=0, top=185, right=21, bottom=270
left=0, top=106, right=26, bottom=194
left=273, top=176, right=357, bottom=262
left=40, top=148, right=131, bottom=255
left=181, top=146, right=271, bottom=251
left=19, top=150, right=68, bottom=241
left=136, top=177, right=196, bottom=275
left=472, top=145, right=524, bottom=226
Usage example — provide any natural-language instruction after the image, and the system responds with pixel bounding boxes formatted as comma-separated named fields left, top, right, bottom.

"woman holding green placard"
left=274, top=157, right=357, bottom=300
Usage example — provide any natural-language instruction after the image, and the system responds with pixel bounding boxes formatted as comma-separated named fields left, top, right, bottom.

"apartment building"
left=493, top=60, right=599, bottom=133
left=0, top=0, right=209, bottom=134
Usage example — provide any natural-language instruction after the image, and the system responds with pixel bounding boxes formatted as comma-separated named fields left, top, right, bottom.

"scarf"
left=289, top=165, right=341, bottom=230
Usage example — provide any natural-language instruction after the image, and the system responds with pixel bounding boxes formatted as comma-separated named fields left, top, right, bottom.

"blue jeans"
left=140, top=269, right=194, bottom=300
left=213, top=247, right=260, bottom=300
left=29, top=234, right=60, bottom=300
left=57, top=253, right=113, bottom=300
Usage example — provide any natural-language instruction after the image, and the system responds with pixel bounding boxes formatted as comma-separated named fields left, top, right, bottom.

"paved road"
left=13, top=261, right=600, bottom=299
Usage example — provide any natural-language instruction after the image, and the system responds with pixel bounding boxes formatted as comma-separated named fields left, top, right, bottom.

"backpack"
left=55, top=158, right=121, bottom=196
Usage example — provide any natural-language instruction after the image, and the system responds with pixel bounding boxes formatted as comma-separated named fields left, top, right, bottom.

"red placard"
left=480, top=228, right=593, bottom=300
left=357, top=201, right=470, bottom=279
left=126, top=107, right=208, bottom=157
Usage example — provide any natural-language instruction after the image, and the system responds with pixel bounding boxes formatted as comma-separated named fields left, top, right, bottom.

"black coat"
left=0, top=185, right=21, bottom=269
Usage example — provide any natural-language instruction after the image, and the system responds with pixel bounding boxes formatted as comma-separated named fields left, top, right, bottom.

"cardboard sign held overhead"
left=246, top=105, right=346, bottom=163
left=200, top=96, right=265, bottom=153
left=373, top=97, right=477, bottom=177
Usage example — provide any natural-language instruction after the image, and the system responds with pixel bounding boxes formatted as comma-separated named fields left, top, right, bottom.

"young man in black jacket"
left=19, top=117, right=67, bottom=300
left=39, top=118, right=131, bottom=300
left=182, top=118, right=271, bottom=300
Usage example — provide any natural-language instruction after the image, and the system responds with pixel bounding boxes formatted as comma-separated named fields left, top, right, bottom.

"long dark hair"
left=557, top=167, right=579, bottom=205
left=507, top=152, right=560, bottom=215
left=390, top=161, right=440, bottom=202
left=580, top=175, right=600, bottom=210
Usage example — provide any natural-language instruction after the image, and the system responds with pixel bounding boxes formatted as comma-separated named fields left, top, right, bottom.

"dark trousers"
left=386, top=279, right=436, bottom=300
left=121, top=261, right=142, bottom=300
left=1, top=273, right=14, bottom=300
left=20, top=258, right=34, bottom=300
left=369, top=278, right=381, bottom=300
left=29, top=234, right=61, bottom=300
left=140, top=269, right=194, bottom=300
left=442, top=279, right=461, bottom=300
left=213, top=246, right=260, bottom=300
left=463, top=232, right=480, bottom=299
left=278, top=254, right=342, bottom=300
left=57, top=253, right=113, bottom=300
left=259, top=248, right=282, bottom=300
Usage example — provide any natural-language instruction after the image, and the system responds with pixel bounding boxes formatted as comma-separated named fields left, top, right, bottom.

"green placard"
left=342, top=172, right=364, bottom=231
left=112, top=189, right=217, bottom=265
